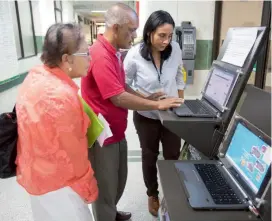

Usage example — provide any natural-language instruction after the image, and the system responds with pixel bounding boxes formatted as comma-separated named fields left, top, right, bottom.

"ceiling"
left=73, top=1, right=135, bottom=21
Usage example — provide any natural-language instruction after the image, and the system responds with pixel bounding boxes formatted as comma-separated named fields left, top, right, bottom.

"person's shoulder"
left=90, top=41, right=106, bottom=57
left=38, top=81, right=77, bottom=116
left=19, top=66, right=77, bottom=116
left=126, top=42, right=142, bottom=59
left=169, top=41, right=182, bottom=59
left=132, top=42, right=142, bottom=51
left=171, top=41, right=181, bottom=52
left=90, top=41, right=100, bottom=50
left=31, top=65, right=74, bottom=93
left=24, top=65, right=55, bottom=88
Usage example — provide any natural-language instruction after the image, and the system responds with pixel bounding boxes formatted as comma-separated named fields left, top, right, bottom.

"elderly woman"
left=15, top=23, right=98, bottom=221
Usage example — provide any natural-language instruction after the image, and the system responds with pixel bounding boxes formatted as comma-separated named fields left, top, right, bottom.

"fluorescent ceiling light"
left=91, top=10, right=106, bottom=13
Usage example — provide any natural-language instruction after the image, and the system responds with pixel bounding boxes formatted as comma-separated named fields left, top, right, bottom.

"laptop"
left=175, top=115, right=271, bottom=210
left=173, top=65, right=239, bottom=118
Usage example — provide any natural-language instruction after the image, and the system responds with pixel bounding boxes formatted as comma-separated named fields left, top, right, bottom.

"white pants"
left=30, top=187, right=93, bottom=221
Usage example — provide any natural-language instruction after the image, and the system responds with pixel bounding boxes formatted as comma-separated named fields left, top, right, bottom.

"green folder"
left=79, top=96, right=104, bottom=148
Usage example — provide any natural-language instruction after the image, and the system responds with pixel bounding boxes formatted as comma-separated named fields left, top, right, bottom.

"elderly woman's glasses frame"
left=72, top=52, right=90, bottom=57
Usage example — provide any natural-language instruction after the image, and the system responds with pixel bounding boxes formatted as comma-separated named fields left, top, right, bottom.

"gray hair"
left=41, top=23, right=84, bottom=68
left=104, top=3, right=137, bottom=28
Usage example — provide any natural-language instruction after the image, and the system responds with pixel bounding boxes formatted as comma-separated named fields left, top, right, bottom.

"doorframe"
left=254, top=0, right=271, bottom=89
left=212, top=1, right=222, bottom=61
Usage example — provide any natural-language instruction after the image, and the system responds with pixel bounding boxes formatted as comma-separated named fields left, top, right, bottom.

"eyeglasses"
left=72, top=52, right=90, bottom=57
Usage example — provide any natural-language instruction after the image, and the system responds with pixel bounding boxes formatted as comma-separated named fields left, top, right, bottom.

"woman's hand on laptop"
left=157, top=97, right=184, bottom=110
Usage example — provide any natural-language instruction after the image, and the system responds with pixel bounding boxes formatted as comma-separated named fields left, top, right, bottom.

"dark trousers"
left=89, top=139, right=128, bottom=221
left=133, top=111, right=181, bottom=197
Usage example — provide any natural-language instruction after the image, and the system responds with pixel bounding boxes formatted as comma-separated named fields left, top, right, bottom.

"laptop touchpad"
left=176, top=163, right=213, bottom=207
left=176, top=163, right=202, bottom=191
left=173, top=105, right=192, bottom=115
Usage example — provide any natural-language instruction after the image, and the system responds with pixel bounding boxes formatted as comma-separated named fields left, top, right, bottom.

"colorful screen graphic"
left=226, top=123, right=271, bottom=193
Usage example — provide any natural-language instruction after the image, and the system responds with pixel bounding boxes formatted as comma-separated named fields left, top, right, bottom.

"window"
left=84, top=18, right=91, bottom=25
left=54, top=0, right=62, bottom=23
left=11, top=0, right=37, bottom=59
left=77, top=15, right=83, bottom=24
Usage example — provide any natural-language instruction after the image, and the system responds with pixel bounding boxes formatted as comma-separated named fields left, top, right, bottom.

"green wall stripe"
left=0, top=35, right=44, bottom=93
left=128, top=157, right=141, bottom=163
left=195, top=40, right=213, bottom=70
left=128, top=150, right=163, bottom=157
left=128, top=150, right=141, bottom=157
left=0, top=72, right=27, bottom=93
left=35, top=36, right=44, bottom=53
left=127, top=150, right=163, bottom=162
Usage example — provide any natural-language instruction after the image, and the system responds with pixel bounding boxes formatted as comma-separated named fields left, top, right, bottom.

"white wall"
left=39, top=0, right=55, bottom=35
left=176, top=1, right=215, bottom=40
left=138, top=0, right=214, bottom=40
left=62, top=1, right=75, bottom=23
left=0, top=0, right=75, bottom=113
left=137, top=0, right=148, bottom=37
left=138, top=0, right=215, bottom=97
left=0, top=1, right=19, bottom=82
left=32, top=1, right=42, bottom=36
left=0, top=1, right=42, bottom=113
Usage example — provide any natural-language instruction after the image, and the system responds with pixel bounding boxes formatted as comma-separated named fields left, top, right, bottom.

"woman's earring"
left=68, top=67, right=72, bottom=72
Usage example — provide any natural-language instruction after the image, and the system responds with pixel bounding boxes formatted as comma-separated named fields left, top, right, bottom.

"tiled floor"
left=0, top=163, right=159, bottom=221
left=0, top=111, right=160, bottom=221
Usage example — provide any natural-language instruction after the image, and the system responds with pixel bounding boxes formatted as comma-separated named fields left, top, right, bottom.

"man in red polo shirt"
left=81, top=3, right=183, bottom=221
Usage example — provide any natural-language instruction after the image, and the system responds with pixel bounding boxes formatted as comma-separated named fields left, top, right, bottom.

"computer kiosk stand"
left=158, top=27, right=269, bottom=158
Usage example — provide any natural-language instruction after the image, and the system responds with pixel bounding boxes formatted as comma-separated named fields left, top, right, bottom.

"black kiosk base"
left=159, top=110, right=222, bottom=158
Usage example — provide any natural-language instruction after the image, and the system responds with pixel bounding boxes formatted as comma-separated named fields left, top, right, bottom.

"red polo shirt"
left=81, top=35, right=128, bottom=146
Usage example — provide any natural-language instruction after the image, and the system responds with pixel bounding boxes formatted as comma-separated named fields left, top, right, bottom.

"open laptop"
left=175, top=115, right=271, bottom=210
left=173, top=65, right=239, bottom=118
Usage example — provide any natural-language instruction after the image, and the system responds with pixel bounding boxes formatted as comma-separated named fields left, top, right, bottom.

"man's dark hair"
left=140, top=10, right=175, bottom=61
left=41, top=23, right=84, bottom=68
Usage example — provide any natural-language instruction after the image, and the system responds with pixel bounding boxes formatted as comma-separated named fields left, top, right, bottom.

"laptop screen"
left=203, top=67, right=238, bottom=112
left=225, top=122, right=271, bottom=193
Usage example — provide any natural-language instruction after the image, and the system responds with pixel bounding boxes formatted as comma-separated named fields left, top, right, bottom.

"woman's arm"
left=176, top=45, right=186, bottom=98
left=178, top=89, right=184, bottom=98
left=123, top=47, right=137, bottom=90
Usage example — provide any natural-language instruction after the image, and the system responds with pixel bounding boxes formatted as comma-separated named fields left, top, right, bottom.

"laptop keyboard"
left=195, top=164, right=243, bottom=205
left=184, top=100, right=212, bottom=115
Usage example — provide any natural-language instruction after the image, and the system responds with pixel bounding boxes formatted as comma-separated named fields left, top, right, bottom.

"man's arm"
left=178, top=90, right=184, bottom=98
left=92, top=57, right=183, bottom=111
left=125, top=84, right=145, bottom=98
left=110, top=91, right=159, bottom=110
left=126, top=84, right=166, bottom=101
left=175, top=42, right=186, bottom=98
left=110, top=91, right=183, bottom=111
left=176, top=64, right=185, bottom=99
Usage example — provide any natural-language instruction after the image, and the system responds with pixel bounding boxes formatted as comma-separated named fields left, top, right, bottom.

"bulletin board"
left=0, top=1, right=18, bottom=82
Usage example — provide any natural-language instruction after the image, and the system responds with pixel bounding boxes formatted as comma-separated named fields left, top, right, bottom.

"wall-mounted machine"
left=176, top=21, right=196, bottom=84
